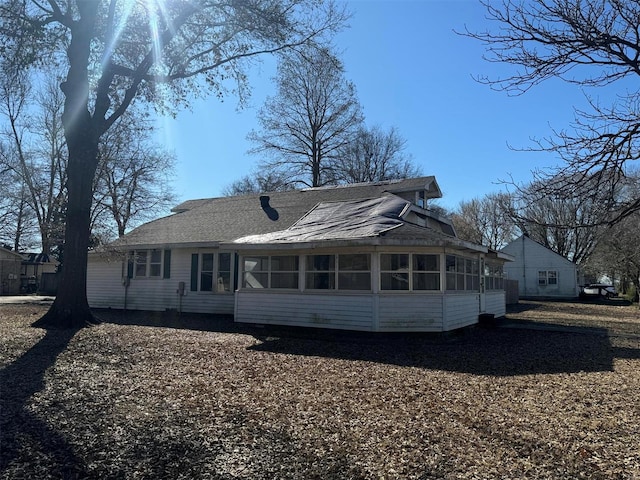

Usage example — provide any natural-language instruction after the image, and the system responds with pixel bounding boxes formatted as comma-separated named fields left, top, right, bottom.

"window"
left=413, top=254, right=440, bottom=290
left=243, top=255, right=299, bottom=289
left=306, top=255, right=335, bottom=289
left=379, top=253, right=440, bottom=291
left=243, top=256, right=269, bottom=288
left=306, top=254, right=371, bottom=291
left=218, top=253, right=231, bottom=292
left=190, top=252, right=234, bottom=292
left=538, top=270, right=558, bottom=286
left=338, top=254, right=371, bottom=290
left=270, top=255, right=299, bottom=289
left=201, top=253, right=214, bottom=291
left=485, top=263, right=504, bottom=290
left=446, top=255, right=478, bottom=291
left=380, top=254, right=409, bottom=290
left=132, top=249, right=163, bottom=278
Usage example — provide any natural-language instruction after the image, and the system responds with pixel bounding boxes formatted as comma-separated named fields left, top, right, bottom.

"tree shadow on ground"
left=0, top=327, right=86, bottom=477
left=99, top=308, right=636, bottom=377
left=248, top=325, right=625, bottom=377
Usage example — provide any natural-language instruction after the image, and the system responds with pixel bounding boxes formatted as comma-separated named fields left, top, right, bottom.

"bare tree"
left=451, top=193, right=517, bottom=250
left=248, top=45, right=363, bottom=188
left=222, top=171, right=293, bottom=196
left=1, top=0, right=348, bottom=327
left=465, top=0, right=640, bottom=224
left=0, top=71, right=67, bottom=256
left=334, top=125, right=421, bottom=183
left=512, top=178, right=604, bottom=264
left=92, top=112, right=176, bottom=239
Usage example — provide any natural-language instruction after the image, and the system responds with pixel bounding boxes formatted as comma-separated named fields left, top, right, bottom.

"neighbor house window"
left=242, top=255, right=299, bottom=289
left=379, top=253, right=440, bottom=291
left=190, top=252, right=234, bottom=292
left=133, top=249, right=163, bottom=278
left=446, top=255, right=478, bottom=291
left=538, top=270, right=557, bottom=286
left=306, top=254, right=371, bottom=290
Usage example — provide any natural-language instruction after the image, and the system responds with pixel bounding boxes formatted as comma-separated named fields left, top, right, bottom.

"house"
left=21, top=252, right=59, bottom=294
left=87, top=177, right=513, bottom=332
left=0, top=247, right=22, bottom=295
left=500, top=235, right=580, bottom=299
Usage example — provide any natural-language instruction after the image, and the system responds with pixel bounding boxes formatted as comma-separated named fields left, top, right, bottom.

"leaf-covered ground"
left=1, top=300, right=639, bottom=479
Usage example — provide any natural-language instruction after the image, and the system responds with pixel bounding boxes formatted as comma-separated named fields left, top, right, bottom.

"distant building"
left=501, top=235, right=580, bottom=299
left=0, top=247, right=22, bottom=295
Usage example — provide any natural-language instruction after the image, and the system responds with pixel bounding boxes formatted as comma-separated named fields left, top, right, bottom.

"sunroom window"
left=338, top=254, right=371, bottom=290
left=306, top=255, right=336, bottom=289
left=243, top=255, right=299, bottom=289
left=380, top=253, right=440, bottom=291
left=306, top=254, right=371, bottom=290
left=380, top=254, right=409, bottom=290
left=412, top=254, right=440, bottom=290
left=446, top=255, right=478, bottom=291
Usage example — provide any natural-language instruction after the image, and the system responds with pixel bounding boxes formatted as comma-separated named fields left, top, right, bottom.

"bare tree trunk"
left=34, top=1, right=99, bottom=329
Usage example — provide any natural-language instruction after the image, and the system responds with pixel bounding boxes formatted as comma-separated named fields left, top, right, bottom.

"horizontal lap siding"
left=485, top=292, right=506, bottom=317
left=87, top=257, right=124, bottom=308
left=378, top=295, right=444, bottom=332
left=88, top=250, right=234, bottom=315
left=444, top=294, right=479, bottom=330
left=235, top=291, right=374, bottom=331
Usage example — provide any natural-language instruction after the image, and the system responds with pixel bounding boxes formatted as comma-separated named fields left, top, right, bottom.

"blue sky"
left=157, top=0, right=595, bottom=211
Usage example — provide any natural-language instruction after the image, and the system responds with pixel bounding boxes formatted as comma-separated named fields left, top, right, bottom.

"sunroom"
left=229, top=194, right=509, bottom=332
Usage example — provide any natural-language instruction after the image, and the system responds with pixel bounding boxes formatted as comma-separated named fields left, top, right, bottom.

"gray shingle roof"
left=111, top=177, right=441, bottom=248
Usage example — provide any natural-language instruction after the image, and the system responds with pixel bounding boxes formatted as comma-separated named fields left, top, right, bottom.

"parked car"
left=580, top=284, right=618, bottom=299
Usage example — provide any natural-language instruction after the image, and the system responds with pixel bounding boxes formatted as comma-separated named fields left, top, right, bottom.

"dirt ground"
left=1, top=300, right=639, bottom=479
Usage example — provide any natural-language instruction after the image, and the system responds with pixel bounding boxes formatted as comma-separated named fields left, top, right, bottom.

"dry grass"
left=1, top=300, right=639, bottom=479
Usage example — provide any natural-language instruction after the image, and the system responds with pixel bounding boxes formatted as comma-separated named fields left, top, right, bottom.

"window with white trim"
left=379, top=253, right=440, bottom=291
left=242, top=255, right=299, bottom=289
left=132, top=249, right=163, bottom=278
left=538, top=270, right=558, bottom=286
left=446, top=255, right=479, bottom=291
left=306, top=254, right=371, bottom=290
left=190, top=252, right=233, bottom=292
left=484, top=263, right=504, bottom=290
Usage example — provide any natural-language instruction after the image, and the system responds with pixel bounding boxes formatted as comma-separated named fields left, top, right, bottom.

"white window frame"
left=193, top=251, right=234, bottom=293
left=305, top=254, right=372, bottom=291
left=133, top=249, right=163, bottom=278
left=379, top=253, right=441, bottom=291
left=242, top=255, right=299, bottom=290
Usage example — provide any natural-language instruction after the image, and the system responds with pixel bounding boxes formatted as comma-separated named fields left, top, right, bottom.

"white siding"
left=502, top=236, right=578, bottom=298
left=378, top=295, right=444, bottom=332
left=87, top=250, right=235, bottom=315
left=485, top=291, right=506, bottom=317
left=444, top=294, right=479, bottom=330
left=235, top=291, right=375, bottom=331
left=87, top=256, right=126, bottom=308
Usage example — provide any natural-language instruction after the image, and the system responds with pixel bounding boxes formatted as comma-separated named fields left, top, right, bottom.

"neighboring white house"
left=87, top=177, right=513, bottom=332
left=500, top=235, right=580, bottom=299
